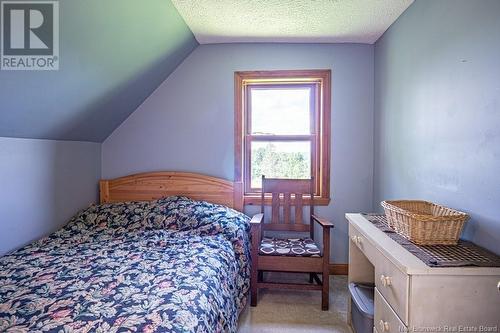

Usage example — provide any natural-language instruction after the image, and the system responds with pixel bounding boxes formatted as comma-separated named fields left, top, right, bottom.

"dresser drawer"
left=349, top=224, right=378, bottom=264
left=374, top=252, right=409, bottom=324
left=375, top=288, right=407, bottom=333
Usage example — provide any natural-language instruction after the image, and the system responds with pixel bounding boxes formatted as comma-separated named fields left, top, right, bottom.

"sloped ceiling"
left=172, top=0, right=414, bottom=44
left=0, top=0, right=198, bottom=142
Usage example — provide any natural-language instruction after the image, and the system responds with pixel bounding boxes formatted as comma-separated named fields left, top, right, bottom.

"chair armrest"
left=250, top=214, right=263, bottom=255
left=311, top=214, right=334, bottom=228
left=250, top=213, right=263, bottom=226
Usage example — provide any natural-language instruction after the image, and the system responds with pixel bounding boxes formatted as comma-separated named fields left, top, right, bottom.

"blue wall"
left=374, top=0, right=500, bottom=254
left=102, top=43, right=375, bottom=264
left=0, top=0, right=197, bottom=257
left=0, top=137, right=101, bottom=255
left=0, top=0, right=197, bottom=142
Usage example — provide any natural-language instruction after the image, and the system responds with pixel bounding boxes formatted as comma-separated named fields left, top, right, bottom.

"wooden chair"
left=250, top=176, right=334, bottom=310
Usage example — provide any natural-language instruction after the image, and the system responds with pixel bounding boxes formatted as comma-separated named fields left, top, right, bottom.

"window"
left=235, top=70, right=331, bottom=205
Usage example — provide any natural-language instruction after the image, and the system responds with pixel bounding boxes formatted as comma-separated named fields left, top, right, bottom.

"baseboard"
left=329, top=264, right=348, bottom=275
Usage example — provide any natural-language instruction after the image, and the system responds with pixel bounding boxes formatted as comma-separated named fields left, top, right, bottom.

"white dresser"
left=346, top=213, right=500, bottom=333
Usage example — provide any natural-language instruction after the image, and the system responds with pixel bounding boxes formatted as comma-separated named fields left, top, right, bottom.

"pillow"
left=65, top=199, right=156, bottom=234
left=63, top=196, right=249, bottom=239
left=146, top=196, right=249, bottom=234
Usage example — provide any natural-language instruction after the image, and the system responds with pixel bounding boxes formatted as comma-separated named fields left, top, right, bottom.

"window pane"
left=251, top=141, right=311, bottom=188
left=250, top=87, right=311, bottom=135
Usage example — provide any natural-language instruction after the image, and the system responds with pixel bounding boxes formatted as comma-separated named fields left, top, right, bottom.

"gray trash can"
left=348, top=283, right=374, bottom=333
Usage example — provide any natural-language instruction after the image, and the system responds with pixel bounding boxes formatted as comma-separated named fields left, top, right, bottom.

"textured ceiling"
left=172, top=0, right=414, bottom=44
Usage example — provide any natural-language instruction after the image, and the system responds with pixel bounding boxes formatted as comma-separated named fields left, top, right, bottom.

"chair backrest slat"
left=271, top=192, right=280, bottom=223
left=295, top=193, right=303, bottom=224
left=283, top=192, right=291, bottom=224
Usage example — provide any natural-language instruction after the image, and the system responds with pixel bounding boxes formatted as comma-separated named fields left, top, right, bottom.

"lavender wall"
left=0, top=137, right=101, bottom=255
left=102, top=43, right=374, bottom=264
left=374, top=0, right=500, bottom=254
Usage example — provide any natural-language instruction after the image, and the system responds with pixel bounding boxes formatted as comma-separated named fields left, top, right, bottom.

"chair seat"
left=259, top=237, right=322, bottom=257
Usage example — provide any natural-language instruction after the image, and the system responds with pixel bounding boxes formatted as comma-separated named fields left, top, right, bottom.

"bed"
left=0, top=172, right=250, bottom=333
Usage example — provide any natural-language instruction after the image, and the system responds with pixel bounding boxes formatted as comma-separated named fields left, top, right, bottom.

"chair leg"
left=321, top=270, right=329, bottom=311
left=250, top=222, right=261, bottom=307
left=321, top=223, right=331, bottom=311
left=250, top=267, right=258, bottom=307
left=309, top=273, right=314, bottom=283
left=250, top=275, right=257, bottom=307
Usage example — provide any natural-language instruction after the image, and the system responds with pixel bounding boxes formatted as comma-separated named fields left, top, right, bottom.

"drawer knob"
left=380, top=274, right=392, bottom=287
left=351, top=235, right=362, bottom=244
left=379, top=320, right=390, bottom=332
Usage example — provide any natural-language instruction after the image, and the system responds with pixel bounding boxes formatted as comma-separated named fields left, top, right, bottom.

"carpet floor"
left=238, top=274, right=351, bottom=333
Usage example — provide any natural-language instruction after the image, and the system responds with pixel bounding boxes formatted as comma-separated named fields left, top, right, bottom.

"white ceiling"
left=171, top=0, right=414, bottom=44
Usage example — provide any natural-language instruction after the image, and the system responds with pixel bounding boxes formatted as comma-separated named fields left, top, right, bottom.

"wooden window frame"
left=234, top=69, right=331, bottom=206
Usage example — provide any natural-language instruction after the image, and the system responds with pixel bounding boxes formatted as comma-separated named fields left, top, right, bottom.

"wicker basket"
left=381, top=200, right=469, bottom=245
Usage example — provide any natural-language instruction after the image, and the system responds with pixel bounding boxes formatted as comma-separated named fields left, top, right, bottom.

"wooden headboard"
left=99, top=172, right=243, bottom=212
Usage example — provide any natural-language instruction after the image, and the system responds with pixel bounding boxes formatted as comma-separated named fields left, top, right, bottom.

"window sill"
left=243, top=194, right=331, bottom=206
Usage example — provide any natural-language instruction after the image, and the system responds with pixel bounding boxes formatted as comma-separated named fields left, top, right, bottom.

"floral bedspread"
left=0, top=196, right=251, bottom=333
